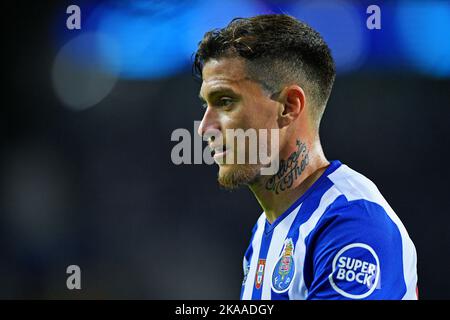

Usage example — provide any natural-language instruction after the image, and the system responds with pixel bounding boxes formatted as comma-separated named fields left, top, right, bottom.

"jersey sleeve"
left=304, top=198, right=409, bottom=300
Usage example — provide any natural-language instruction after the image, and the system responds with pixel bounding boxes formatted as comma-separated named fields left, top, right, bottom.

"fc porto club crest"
left=272, top=238, right=296, bottom=293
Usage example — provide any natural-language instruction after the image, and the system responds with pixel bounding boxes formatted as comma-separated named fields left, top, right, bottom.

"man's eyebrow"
left=198, top=87, right=239, bottom=101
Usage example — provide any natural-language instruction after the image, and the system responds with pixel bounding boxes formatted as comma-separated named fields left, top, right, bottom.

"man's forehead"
left=200, top=58, right=251, bottom=96
left=202, top=57, right=247, bottom=79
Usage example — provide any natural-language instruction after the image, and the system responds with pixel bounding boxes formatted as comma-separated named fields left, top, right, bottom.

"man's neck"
left=249, top=138, right=329, bottom=224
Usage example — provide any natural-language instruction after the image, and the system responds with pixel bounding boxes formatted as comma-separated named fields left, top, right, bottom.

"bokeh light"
left=396, top=1, right=450, bottom=77
left=288, top=0, right=369, bottom=73
left=52, top=32, right=120, bottom=111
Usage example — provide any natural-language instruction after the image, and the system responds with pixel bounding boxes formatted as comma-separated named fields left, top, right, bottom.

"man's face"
left=198, top=57, right=281, bottom=189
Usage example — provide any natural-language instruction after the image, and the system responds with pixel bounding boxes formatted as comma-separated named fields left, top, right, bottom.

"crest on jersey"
left=254, top=259, right=266, bottom=289
left=271, top=238, right=296, bottom=293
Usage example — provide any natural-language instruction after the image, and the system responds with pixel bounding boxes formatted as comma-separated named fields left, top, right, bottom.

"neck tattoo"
left=265, top=139, right=309, bottom=194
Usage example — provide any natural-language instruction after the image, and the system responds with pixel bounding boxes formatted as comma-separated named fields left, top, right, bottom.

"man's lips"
left=209, top=144, right=230, bottom=160
left=213, top=148, right=230, bottom=159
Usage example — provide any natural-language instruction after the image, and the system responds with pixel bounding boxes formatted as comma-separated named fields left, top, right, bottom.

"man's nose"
left=198, top=107, right=221, bottom=137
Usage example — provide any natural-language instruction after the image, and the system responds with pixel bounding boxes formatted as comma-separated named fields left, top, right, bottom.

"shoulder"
left=302, top=163, right=417, bottom=299
left=307, top=195, right=402, bottom=264
left=326, top=163, right=387, bottom=206
left=310, top=163, right=409, bottom=267
left=316, top=163, right=409, bottom=245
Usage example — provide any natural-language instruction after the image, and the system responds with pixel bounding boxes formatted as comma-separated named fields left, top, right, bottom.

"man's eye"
left=218, top=97, right=233, bottom=107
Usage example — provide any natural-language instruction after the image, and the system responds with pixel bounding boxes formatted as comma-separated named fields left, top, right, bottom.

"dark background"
left=2, top=1, right=449, bottom=299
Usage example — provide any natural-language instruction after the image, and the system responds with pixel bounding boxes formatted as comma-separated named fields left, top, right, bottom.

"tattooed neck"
left=265, top=139, right=309, bottom=194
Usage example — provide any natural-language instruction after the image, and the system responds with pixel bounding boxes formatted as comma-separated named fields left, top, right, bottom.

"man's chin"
left=217, top=164, right=261, bottom=190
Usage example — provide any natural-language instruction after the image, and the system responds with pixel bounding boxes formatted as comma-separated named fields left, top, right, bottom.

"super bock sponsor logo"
left=271, top=238, right=296, bottom=293
left=328, top=243, right=381, bottom=299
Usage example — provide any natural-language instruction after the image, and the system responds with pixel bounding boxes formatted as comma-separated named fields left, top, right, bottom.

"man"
left=194, top=15, right=417, bottom=300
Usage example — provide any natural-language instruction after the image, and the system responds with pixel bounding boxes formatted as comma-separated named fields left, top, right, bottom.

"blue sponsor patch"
left=328, top=243, right=380, bottom=299
left=271, top=238, right=296, bottom=293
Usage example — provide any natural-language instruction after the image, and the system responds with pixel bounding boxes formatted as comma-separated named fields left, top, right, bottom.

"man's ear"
left=277, top=85, right=306, bottom=128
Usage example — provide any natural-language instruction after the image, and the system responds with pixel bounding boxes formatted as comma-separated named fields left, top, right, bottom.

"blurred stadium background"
left=2, top=0, right=450, bottom=299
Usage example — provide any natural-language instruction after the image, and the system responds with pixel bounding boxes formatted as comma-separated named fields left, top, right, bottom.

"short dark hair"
left=193, top=14, right=336, bottom=127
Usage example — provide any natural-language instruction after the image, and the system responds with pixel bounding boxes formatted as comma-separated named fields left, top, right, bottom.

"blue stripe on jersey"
left=302, top=194, right=348, bottom=295
left=270, top=178, right=335, bottom=300
left=251, top=225, right=274, bottom=300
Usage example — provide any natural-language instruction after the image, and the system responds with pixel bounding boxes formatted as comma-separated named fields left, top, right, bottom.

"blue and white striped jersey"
left=240, top=160, right=418, bottom=300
